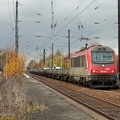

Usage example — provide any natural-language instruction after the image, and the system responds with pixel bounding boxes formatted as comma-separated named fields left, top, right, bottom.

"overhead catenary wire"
left=83, top=14, right=117, bottom=38
left=38, top=0, right=86, bottom=51
left=60, top=16, right=117, bottom=53
left=43, top=0, right=96, bottom=48
left=37, top=0, right=86, bottom=51
left=86, top=23, right=117, bottom=37
left=74, top=14, right=117, bottom=40
left=69, top=23, right=117, bottom=52
left=57, top=0, right=85, bottom=26
left=18, top=0, right=95, bottom=53
left=49, top=16, right=117, bottom=56
left=69, top=12, right=117, bottom=45
left=56, top=0, right=95, bottom=36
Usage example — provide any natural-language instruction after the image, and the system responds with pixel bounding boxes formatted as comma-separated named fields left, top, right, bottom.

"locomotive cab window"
left=92, top=51, right=114, bottom=63
left=103, top=52, right=113, bottom=61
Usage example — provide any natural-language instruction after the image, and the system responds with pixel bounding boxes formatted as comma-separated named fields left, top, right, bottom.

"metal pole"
left=15, top=0, right=18, bottom=53
left=44, top=49, right=45, bottom=66
left=68, top=29, right=70, bottom=59
left=118, top=0, right=120, bottom=80
left=52, top=43, right=53, bottom=68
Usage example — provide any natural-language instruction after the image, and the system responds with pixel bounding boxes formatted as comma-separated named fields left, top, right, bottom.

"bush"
left=3, top=49, right=26, bottom=78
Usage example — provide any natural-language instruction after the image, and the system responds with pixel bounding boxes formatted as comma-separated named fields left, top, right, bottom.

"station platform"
left=24, top=74, right=108, bottom=120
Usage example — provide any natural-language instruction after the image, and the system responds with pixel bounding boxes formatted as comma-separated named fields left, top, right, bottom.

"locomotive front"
left=88, top=45, right=117, bottom=87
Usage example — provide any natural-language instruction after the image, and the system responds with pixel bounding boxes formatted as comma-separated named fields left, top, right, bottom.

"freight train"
left=29, top=45, right=118, bottom=88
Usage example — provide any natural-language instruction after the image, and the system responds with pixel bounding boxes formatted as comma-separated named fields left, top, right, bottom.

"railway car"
left=69, top=45, right=117, bottom=88
left=30, top=45, right=118, bottom=88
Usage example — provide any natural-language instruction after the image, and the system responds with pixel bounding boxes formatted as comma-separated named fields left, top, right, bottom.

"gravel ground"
left=24, top=75, right=106, bottom=120
left=117, top=80, right=120, bottom=87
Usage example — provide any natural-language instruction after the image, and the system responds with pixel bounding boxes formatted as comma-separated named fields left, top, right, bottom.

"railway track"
left=30, top=73, right=120, bottom=120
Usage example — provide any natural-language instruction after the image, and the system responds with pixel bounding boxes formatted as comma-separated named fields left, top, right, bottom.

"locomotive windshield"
left=92, top=51, right=114, bottom=63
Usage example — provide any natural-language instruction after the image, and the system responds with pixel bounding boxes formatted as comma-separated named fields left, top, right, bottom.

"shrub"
left=3, top=49, right=26, bottom=78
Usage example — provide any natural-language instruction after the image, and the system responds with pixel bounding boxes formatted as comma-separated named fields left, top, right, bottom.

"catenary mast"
left=118, top=0, right=120, bottom=80
left=51, top=0, right=55, bottom=68
left=15, top=0, right=18, bottom=53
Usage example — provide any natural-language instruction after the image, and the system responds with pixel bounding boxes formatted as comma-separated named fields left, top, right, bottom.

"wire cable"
left=86, top=23, right=116, bottom=37
left=56, top=0, right=95, bottom=36
left=44, top=0, right=95, bottom=48
left=57, top=0, right=85, bottom=26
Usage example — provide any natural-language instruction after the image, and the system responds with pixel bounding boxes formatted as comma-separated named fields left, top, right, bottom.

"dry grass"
left=26, top=99, right=48, bottom=112
left=0, top=77, right=26, bottom=120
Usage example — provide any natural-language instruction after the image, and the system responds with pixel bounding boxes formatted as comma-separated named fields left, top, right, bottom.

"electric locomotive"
left=70, top=45, right=117, bottom=88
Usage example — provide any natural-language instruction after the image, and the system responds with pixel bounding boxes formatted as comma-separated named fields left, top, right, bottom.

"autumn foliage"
left=3, top=49, right=26, bottom=78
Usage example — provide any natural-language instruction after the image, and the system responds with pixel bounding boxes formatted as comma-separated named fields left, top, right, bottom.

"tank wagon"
left=30, top=45, right=118, bottom=88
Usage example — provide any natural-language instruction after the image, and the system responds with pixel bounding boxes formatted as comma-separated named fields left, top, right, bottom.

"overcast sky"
left=0, top=0, right=118, bottom=63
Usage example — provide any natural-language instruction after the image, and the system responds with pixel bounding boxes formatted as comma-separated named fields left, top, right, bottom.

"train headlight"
left=91, top=69, right=98, bottom=73
left=110, top=70, right=115, bottom=73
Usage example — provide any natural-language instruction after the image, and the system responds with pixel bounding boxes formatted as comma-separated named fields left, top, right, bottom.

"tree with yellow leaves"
left=3, top=49, right=26, bottom=78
